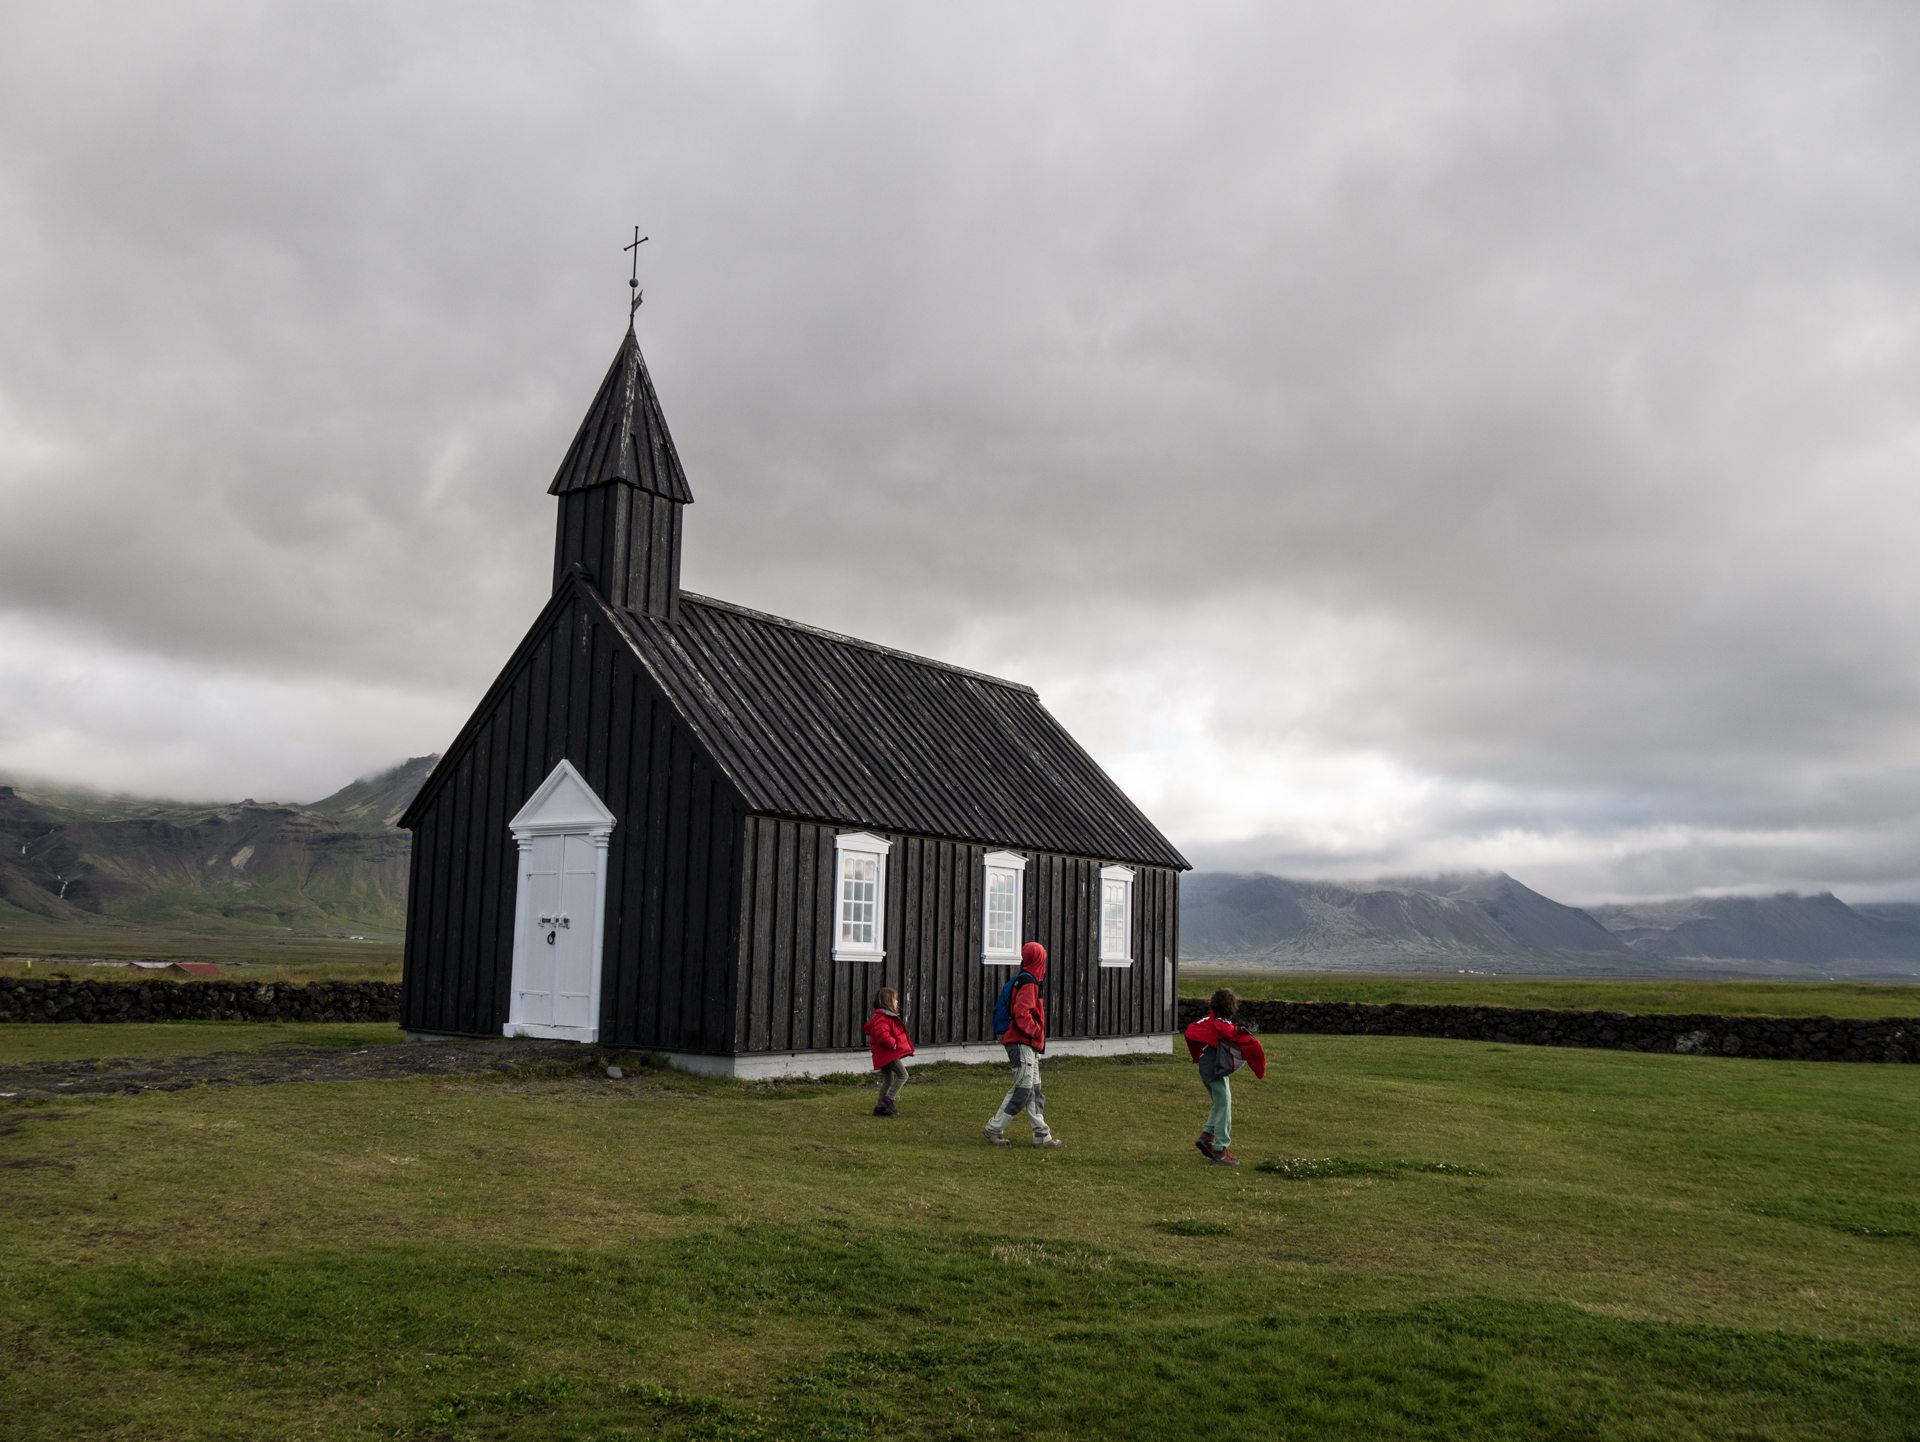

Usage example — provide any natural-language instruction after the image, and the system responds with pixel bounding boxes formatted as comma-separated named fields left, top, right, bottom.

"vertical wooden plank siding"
left=400, top=586, right=1179, bottom=1056
left=400, top=585, right=746, bottom=1048
left=810, top=826, right=836, bottom=1050
left=552, top=486, right=683, bottom=622
left=716, top=819, right=1179, bottom=1055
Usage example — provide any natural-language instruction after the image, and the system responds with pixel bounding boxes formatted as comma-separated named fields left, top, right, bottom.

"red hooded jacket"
left=1000, top=942, right=1049, bottom=1051
left=1184, top=1012, right=1267, bottom=1079
left=862, top=1009, right=914, bottom=1069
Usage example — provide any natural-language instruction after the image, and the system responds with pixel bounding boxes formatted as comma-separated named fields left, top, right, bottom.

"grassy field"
left=0, top=1019, right=410, bottom=1063
left=1181, top=971, right=1920, bottom=1019
left=0, top=926, right=404, bottom=986
left=2, top=1021, right=1917, bottom=1440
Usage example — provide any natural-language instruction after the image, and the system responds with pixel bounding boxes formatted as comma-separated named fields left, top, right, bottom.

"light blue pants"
left=1203, top=1075, right=1232, bottom=1151
left=986, top=1044, right=1051, bottom=1140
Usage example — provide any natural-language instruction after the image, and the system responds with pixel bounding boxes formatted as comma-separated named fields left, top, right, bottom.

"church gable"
left=400, top=574, right=747, bottom=1048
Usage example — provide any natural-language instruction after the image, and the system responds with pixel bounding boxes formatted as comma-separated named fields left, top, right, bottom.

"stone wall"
left=0, top=975, right=401, bottom=1025
left=1175, top=998, right=1914, bottom=1064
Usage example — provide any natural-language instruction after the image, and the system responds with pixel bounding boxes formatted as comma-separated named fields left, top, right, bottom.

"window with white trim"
left=981, top=850, right=1028, bottom=964
left=1099, top=864, right=1135, bottom=966
left=833, top=832, right=891, bottom=962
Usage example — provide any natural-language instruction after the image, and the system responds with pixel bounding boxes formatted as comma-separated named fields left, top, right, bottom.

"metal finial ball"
left=630, top=279, right=640, bottom=288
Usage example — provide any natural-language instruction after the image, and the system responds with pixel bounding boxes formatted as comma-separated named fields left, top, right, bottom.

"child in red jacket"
left=1183, top=988, right=1266, bottom=1166
left=984, top=942, right=1062, bottom=1148
left=862, top=986, right=914, bottom=1117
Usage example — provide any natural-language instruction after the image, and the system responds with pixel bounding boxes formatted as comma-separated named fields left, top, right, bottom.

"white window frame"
left=832, top=831, right=891, bottom=963
left=980, top=850, right=1028, bottom=965
left=1098, top=864, right=1135, bottom=967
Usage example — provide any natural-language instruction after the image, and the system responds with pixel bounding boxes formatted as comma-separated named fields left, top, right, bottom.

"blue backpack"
left=992, top=971, right=1037, bottom=1036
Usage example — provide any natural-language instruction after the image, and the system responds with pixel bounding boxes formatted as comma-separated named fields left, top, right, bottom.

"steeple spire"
left=548, top=328, right=692, bottom=502
left=550, top=329, right=692, bottom=618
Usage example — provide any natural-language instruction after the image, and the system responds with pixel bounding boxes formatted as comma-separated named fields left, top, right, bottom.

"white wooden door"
left=552, top=834, right=601, bottom=1030
left=514, top=834, right=563, bottom=1025
left=504, top=760, right=615, bottom=1044
left=510, top=832, right=601, bottom=1034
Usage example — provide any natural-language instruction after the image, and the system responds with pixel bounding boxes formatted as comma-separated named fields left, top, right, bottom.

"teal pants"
left=1203, top=1075, right=1232, bottom=1151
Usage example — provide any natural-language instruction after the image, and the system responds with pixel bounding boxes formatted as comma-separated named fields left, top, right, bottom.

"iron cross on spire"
left=625, top=227, right=649, bottom=322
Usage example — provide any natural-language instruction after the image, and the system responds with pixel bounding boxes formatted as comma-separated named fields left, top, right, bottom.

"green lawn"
left=1182, top=972, right=1920, bottom=1019
left=0, top=1019, right=406, bottom=1063
left=1, top=1025, right=1916, bottom=1439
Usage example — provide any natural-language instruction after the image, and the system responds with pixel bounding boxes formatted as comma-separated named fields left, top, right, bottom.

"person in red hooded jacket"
left=1183, top=987, right=1266, bottom=1166
left=983, top=942, right=1063, bottom=1148
left=861, top=986, right=914, bottom=1117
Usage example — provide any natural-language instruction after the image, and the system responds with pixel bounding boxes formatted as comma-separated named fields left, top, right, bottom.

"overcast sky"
left=4, top=1, right=1920, bottom=904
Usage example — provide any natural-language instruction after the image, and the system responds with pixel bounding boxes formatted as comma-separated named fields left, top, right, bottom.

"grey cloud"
left=3, top=1, right=1920, bottom=897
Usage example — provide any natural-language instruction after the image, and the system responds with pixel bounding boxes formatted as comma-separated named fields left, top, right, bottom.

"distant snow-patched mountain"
left=1181, top=872, right=1920, bottom=979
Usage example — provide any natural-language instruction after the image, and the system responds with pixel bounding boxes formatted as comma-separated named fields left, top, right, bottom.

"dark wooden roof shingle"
left=605, top=590, right=1188, bottom=869
left=548, top=327, right=693, bottom=502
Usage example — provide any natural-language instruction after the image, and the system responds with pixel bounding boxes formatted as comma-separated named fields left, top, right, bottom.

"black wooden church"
left=398, top=322, right=1189, bottom=1075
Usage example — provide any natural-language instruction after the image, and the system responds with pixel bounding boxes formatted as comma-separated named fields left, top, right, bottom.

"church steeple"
left=549, top=325, right=692, bottom=619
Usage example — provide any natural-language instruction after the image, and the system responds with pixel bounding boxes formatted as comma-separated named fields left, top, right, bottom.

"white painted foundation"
left=398, top=1030, right=1175, bottom=1080
left=656, top=1031, right=1173, bottom=1080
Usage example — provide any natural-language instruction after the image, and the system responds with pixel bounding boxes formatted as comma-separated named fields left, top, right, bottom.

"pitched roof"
left=604, top=588, right=1188, bottom=869
left=547, top=328, right=694, bottom=502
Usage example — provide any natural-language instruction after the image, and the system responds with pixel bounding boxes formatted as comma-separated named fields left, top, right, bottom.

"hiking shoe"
left=1195, top=1133, right=1216, bottom=1160
left=1210, top=1150, right=1240, bottom=1167
left=1032, top=1137, right=1065, bottom=1149
left=983, top=1128, right=1010, bottom=1147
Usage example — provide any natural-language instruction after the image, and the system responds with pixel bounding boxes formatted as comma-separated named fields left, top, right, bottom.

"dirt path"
left=0, top=1037, right=633, bottom=1100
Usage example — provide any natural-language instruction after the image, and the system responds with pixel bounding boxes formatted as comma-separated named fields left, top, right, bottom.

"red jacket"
left=1000, top=976, right=1047, bottom=1052
left=1184, top=1013, right=1267, bottom=1079
left=862, top=1009, right=914, bottom=1069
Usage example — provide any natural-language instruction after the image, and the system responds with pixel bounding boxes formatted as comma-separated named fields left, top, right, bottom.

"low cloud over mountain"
left=0, top=757, right=434, bottom=938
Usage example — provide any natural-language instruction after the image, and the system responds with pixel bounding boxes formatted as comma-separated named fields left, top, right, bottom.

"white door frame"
left=504, top=759, right=616, bottom=1043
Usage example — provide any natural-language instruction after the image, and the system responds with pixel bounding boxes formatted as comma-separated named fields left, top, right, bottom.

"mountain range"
left=0, top=757, right=435, bottom=939
left=1181, top=871, right=1920, bottom=980
left=6, top=756, right=1917, bottom=979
